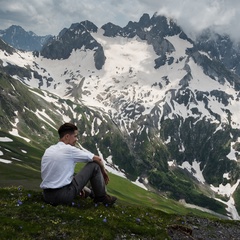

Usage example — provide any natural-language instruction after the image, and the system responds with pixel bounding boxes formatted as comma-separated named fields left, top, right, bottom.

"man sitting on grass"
left=40, top=122, right=117, bottom=206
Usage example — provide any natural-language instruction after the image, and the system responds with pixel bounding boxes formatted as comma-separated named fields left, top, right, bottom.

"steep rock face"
left=41, top=21, right=106, bottom=70
left=187, top=47, right=240, bottom=91
left=0, top=39, right=15, bottom=54
left=196, top=30, right=240, bottom=77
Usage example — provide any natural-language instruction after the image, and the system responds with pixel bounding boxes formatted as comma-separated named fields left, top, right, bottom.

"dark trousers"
left=43, top=162, right=106, bottom=205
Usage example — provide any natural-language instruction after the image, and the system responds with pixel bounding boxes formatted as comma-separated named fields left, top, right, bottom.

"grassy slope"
left=0, top=177, right=237, bottom=240
left=0, top=187, right=174, bottom=240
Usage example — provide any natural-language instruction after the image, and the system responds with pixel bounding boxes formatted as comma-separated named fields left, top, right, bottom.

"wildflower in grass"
left=103, top=218, right=107, bottom=223
left=72, top=202, right=75, bottom=206
left=41, top=205, right=44, bottom=208
left=27, top=193, right=31, bottom=198
left=95, top=203, right=98, bottom=207
left=136, top=218, right=141, bottom=223
left=17, top=200, right=23, bottom=206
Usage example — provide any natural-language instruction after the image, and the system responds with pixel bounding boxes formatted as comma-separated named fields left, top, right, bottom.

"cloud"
left=0, top=0, right=239, bottom=41
left=155, top=0, right=240, bottom=41
left=0, top=0, right=59, bottom=34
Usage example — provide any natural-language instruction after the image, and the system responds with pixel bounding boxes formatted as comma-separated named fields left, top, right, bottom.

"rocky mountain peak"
left=101, top=23, right=123, bottom=37
left=40, top=20, right=105, bottom=69
left=0, top=25, right=51, bottom=51
left=138, top=13, right=151, bottom=27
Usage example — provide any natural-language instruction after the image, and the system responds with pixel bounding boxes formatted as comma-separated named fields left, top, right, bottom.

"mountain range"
left=1, top=12, right=240, bottom=220
left=0, top=25, right=51, bottom=51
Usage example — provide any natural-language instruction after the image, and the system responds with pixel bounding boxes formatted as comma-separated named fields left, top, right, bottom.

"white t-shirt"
left=40, top=141, right=94, bottom=189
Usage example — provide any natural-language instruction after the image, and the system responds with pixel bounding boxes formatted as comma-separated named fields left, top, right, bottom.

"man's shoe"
left=94, top=194, right=117, bottom=206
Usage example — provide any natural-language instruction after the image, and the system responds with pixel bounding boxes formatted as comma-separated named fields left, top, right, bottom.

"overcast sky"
left=0, top=0, right=239, bottom=41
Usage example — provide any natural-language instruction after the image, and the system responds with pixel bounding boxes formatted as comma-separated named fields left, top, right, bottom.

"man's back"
left=40, top=142, right=76, bottom=189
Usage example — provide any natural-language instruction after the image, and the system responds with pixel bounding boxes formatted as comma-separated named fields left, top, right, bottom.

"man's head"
left=58, top=123, right=78, bottom=146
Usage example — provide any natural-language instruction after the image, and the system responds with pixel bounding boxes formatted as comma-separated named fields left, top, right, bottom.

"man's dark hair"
left=58, top=123, right=78, bottom=138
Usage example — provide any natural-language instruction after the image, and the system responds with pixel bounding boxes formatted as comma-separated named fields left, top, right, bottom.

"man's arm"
left=92, top=155, right=109, bottom=184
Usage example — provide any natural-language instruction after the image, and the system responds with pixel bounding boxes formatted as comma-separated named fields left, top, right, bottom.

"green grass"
left=1, top=185, right=238, bottom=240
left=0, top=186, right=212, bottom=240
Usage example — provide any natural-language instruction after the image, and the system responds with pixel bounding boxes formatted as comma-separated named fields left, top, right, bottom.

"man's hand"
left=79, top=189, right=86, bottom=198
left=93, top=155, right=104, bottom=166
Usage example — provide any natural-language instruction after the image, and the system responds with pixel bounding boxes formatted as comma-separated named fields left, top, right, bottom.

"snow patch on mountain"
left=0, top=138, right=13, bottom=164
left=0, top=159, right=12, bottom=164
left=179, top=160, right=205, bottom=183
left=227, top=137, right=240, bottom=161
left=210, top=179, right=240, bottom=220
left=211, top=180, right=240, bottom=198
left=0, top=137, right=13, bottom=142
